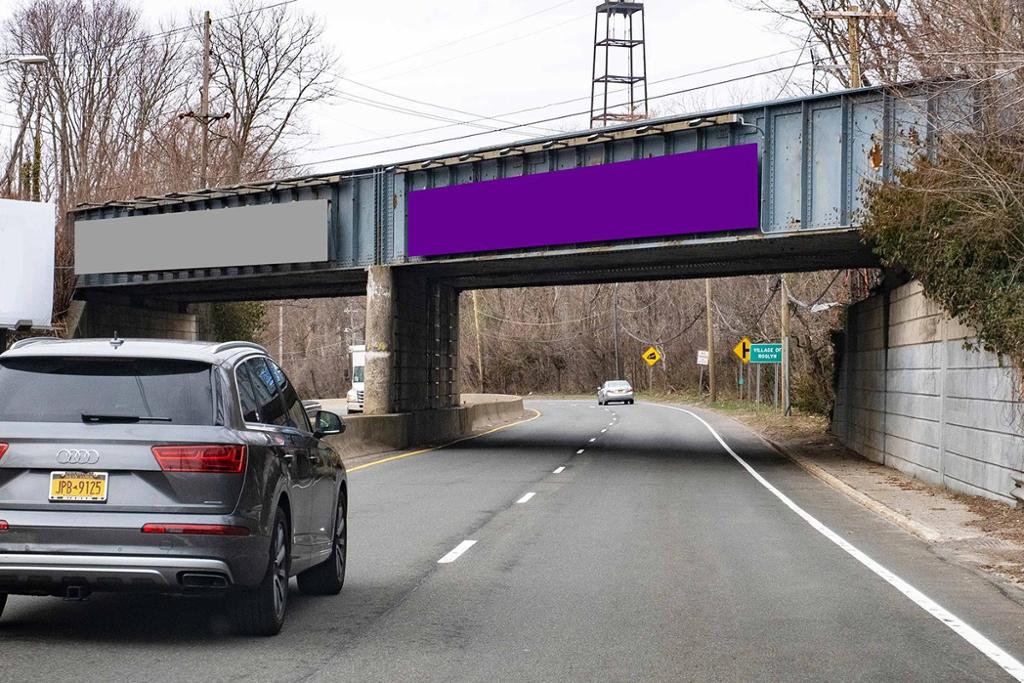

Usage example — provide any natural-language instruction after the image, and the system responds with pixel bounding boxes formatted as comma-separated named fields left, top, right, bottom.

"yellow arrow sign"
left=642, top=346, right=662, bottom=367
left=733, top=337, right=752, bottom=364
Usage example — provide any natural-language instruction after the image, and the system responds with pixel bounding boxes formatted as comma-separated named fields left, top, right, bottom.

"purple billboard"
left=407, top=142, right=760, bottom=258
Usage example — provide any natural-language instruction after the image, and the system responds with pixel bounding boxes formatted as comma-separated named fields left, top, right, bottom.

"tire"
left=230, top=506, right=290, bottom=637
left=0, top=593, right=6, bottom=621
left=298, top=490, right=347, bottom=596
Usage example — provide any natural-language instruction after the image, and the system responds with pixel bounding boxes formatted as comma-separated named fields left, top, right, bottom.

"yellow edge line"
left=347, top=408, right=543, bottom=473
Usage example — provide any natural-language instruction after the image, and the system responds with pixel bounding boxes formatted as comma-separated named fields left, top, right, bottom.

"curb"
left=755, top=432, right=946, bottom=545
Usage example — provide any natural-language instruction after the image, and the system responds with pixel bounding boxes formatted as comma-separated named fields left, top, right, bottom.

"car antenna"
left=110, top=331, right=124, bottom=349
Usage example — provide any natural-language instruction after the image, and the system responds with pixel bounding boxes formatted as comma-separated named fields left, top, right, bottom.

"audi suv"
left=0, top=337, right=348, bottom=636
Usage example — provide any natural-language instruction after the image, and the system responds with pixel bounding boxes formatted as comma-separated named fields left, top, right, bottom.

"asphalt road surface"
left=3, top=399, right=1024, bottom=682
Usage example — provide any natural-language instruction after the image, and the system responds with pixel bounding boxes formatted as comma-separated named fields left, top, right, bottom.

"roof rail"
left=213, top=341, right=269, bottom=355
left=9, top=337, right=63, bottom=350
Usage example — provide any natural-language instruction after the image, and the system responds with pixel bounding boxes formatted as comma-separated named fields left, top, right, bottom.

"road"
left=3, top=399, right=1024, bottom=682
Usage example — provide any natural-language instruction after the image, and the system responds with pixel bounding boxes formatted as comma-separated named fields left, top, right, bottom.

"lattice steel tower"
left=590, top=1, right=648, bottom=127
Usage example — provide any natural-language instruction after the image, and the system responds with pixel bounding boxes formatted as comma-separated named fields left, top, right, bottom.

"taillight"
left=151, top=445, right=246, bottom=473
left=141, top=523, right=249, bottom=536
left=0, top=443, right=7, bottom=461
left=0, top=520, right=8, bottom=531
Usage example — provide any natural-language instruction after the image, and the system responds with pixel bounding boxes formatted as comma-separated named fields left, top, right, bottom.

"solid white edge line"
left=516, top=492, right=536, bottom=504
left=657, top=403, right=1024, bottom=681
left=437, top=539, right=477, bottom=564
left=553, top=466, right=565, bottom=474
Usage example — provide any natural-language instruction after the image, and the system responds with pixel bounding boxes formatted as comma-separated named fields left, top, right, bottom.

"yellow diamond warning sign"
left=733, top=337, right=752, bottom=364
left=642, top=346, right=662, bottom=367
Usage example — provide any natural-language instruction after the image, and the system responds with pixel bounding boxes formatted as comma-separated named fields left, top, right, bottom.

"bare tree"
left=206, top=0, right=336, bottom=185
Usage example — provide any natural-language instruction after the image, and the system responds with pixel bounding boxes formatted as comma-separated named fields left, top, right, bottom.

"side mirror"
left=314, top=410, right=345, bottom=437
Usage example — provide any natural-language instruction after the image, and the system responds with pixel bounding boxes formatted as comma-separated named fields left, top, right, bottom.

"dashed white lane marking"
left=576, top=449, right=585, bottom=454
left=438, top=540, right=477, bottom=564
left=589, top=437, right=597, bottom=443
left=656, top=404, right=1024, bottom=681
left=553, top=466, right=565, bottom=474
left=601, top=428, right=607, bottom=433
left=516, top=492, right=536, bottom=504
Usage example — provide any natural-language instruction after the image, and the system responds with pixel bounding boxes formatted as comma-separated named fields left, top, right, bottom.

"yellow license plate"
left=49, top=471, right=108, bottom=502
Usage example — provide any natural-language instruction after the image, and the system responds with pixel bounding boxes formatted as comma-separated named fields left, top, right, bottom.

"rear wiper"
left=82, top=414, right=173, bottom=424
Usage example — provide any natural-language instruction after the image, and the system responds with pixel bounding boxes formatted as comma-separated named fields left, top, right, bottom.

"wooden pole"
left=705, top=278, right=716, bottom=402
left=200, top=10, right=211, bottom=188
left=472, top=290, right=485, bottom=391
left=781, top=274, right=792, bottom=416
left=848, top=4, right=862, bottom=88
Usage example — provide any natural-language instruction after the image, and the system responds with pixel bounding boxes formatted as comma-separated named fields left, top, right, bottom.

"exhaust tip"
left=64, top=585, right=89, bottom=601
left=180, top=572, right=229, bottom=590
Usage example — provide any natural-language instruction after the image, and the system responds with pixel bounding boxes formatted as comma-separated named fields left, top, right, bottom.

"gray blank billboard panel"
left=75, top=200, right=330, bottom=275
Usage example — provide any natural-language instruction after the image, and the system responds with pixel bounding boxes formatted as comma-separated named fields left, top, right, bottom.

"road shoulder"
left=682, top=399, right=1024, bottom=597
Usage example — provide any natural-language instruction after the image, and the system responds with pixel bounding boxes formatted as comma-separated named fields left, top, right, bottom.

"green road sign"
left=750, top=343, right=783, bottom=364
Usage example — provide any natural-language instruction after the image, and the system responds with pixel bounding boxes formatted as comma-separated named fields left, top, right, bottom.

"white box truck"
left=346, top=345, right=365, bottom=413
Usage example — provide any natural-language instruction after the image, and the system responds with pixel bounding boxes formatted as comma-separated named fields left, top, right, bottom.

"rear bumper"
left=601, top=393, right=634, bottom=402
left=0, top=510, right=269, bottom=593
left=0, top=553, right=235, bottom=596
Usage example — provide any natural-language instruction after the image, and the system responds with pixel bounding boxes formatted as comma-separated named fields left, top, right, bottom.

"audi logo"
left=56, top=449, right=100, bottom=465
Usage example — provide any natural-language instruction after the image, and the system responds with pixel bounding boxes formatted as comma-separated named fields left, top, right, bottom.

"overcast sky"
left=1, top=0, right=808, bottom=175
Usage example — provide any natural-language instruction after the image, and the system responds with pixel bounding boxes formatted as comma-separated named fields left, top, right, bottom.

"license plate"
left=49, top=471, right=108, bottom=502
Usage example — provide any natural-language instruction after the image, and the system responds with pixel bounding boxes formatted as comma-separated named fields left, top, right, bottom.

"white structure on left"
left=0, top=198, right=55, bottom=330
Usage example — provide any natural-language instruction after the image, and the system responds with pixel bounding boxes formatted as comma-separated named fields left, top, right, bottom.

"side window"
left=267, top=359, right=310, bottom=432
left=248, top=358, right=288, bottom=427
left=236, top=362, right=261, bottom=423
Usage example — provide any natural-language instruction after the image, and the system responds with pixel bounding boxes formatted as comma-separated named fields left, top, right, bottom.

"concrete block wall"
left=834, top=280, right=1024, bottom=504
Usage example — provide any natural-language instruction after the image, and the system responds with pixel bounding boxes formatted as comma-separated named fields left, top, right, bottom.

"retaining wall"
left=326, top=394, right=524, bottom=461
left=833, top=280, right=1024, bottom=504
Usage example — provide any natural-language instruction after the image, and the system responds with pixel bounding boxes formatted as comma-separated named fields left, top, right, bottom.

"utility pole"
left=705, top=278, right=716, bottom=402
left=813, top=5, right=895, bottom=89
left=781, top=274, right=792, bottom=416
left=612, top=283, right=621, bottom=378
left=179, top=10, right=230, bottom=188
left=200, top=10, right=212, bottom=187
left=472, top=290, right=485, bottom=391
left=277, top=304, right=284, bottom=359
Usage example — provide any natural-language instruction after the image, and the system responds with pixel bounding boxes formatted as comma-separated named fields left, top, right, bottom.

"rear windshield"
left=0, top=357, right=215, bottom=425
left=607, top=381, right=631, bottom=388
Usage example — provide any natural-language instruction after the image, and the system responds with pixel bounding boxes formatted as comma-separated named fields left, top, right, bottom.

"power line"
left=326, top=88, right=551, bottom=139
left=333, top=75, right=560, bottom=136
left=304, top=45, right=811, bottom=157
left=366, top=14, right=588, bottom=84
left=42, top=0, right=302, bottom=60
left=256, top=58, right=818, bottom=175
left=349, top=0, right=578, bottom=78
left=87, top=50, right=821, bottom=197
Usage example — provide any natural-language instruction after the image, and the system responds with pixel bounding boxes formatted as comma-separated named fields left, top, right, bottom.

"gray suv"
left=0, top=338, right=348, bottom=636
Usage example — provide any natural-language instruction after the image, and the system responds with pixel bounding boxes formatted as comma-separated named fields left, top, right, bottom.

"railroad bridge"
left=70, top=81, right=968, bottom=414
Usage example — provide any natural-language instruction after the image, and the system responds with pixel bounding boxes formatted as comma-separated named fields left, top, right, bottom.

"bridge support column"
left=363, top=266, right=460, bottom=415
left=364, top=266, right=394, bottom=415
